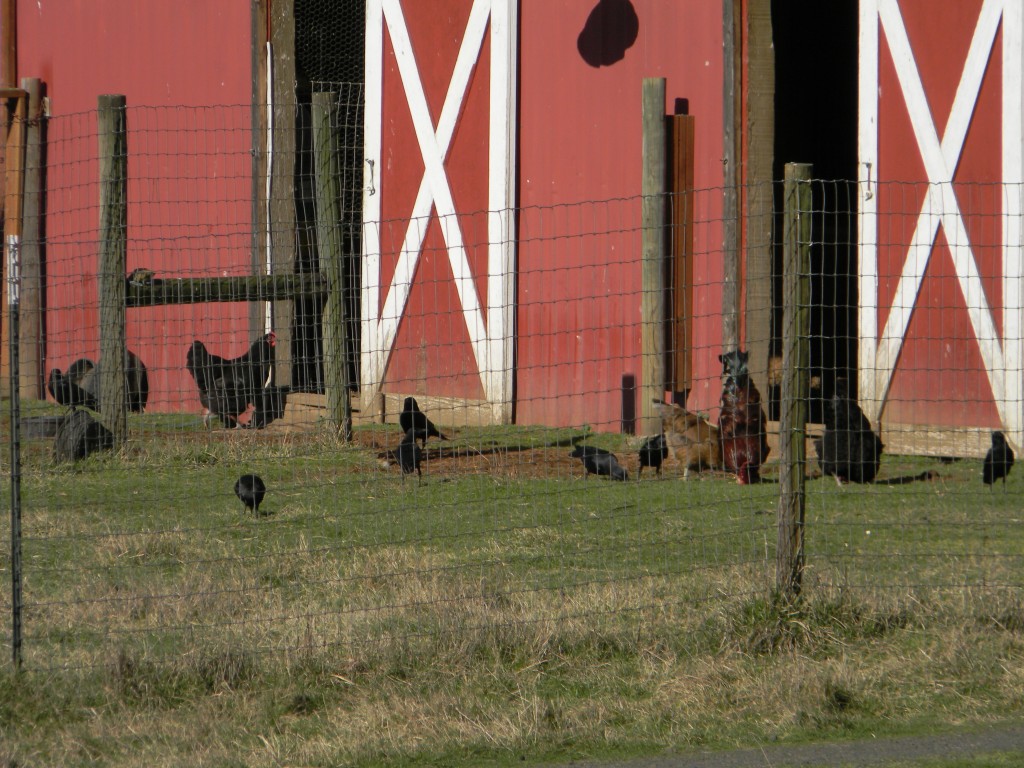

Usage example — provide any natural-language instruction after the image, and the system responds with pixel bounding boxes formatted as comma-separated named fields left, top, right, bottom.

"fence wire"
left=1, top=99, right=1021, bottom=677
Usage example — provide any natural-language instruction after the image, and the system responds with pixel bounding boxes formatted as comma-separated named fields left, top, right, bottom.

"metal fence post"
left=777, top=162, right=812, bottom=599
left=6, top=87, right=28, bottom=669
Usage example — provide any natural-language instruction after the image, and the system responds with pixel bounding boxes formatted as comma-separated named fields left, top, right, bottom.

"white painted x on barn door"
left=362, top=0, right=517, bottom=424
left=858, top=0, right=1024, bottom=449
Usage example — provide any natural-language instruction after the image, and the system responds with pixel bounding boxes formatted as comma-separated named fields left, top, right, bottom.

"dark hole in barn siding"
left=770, top=0, right=858, bottom=423
left=291, top=0, right=365, bottom=393
left=577, top=0, right=640, bottom=68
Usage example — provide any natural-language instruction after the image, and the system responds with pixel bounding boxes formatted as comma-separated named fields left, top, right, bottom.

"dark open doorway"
left=770, top=0, right=859, bottom=422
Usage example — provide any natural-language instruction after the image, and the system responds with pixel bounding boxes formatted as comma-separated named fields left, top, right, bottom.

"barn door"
left=858, top=0, right=1024, bottom=451
left=361, top=0, right=517, bottom=424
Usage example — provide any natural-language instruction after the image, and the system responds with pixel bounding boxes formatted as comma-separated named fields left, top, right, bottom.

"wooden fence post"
left=312, top=91, right=351, bottom=440
left=19, top=77, right=44, bottom=399
left=776, top=162, right=812, bottom=598
left=641, top=77, right=667, bottom=435
left=98, top=94, right=127, bottom=447
left=671, top=114, right=695, bottom=399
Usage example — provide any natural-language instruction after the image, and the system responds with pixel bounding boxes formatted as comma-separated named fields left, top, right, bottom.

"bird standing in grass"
left=234, top=474, right=267, bottom=515
left=399, top=397, right=448, bottom=445
left=815, top=378, right=884, bottom=485
left=717, top=350, right=770, bottom=485
left=983, top=431, right=1014, bottom=490
left=570, top=445, right=629, bottom=481
left=187, top=333, right=275, bottom=427
left=637, top=434, right=668, bottom=478
left=396, top=428, right=424, bottom=482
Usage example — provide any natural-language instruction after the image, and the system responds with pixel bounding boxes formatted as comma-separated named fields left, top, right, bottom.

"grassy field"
left=1, top=403, right=1022, bottom=766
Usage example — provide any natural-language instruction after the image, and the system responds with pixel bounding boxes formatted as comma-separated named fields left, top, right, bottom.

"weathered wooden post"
left=777, top=162, right=812, bottom=599
left=671, top=113, right=695, bottom=399
left=312, top=91, right=352, bottom=440
left=97, top=94, right=128, bottom=447
left=641, top=77, right=668, bottom=435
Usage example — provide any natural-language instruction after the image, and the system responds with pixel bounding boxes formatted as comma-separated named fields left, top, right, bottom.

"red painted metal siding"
left=16, top=0, right=252, bottom=413
left=516, top=0, right=725, bottom=430
left=874, top=0, right=1003, bottom=429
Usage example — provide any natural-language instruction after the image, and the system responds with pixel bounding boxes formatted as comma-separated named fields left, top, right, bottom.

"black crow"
left=983, top=431, right=1014, bottom=490
left=399, top=397, right=448, bottom=444
left=814, top=378, right=884, bottom=485
left=48, top=367, right=99, bottom=411
left=570, top=444, right=628, bottom=481
left=396, top=428, right=424, bottom=481
left=234, top=474, right=267, bottom=514
left=638, top=434, right=668, bottom=478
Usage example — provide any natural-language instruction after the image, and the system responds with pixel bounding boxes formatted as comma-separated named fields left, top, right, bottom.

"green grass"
left=0, top=405, right=1022, bottom=766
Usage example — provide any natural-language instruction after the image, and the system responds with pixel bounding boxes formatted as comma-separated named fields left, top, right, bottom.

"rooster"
left=717, top=350, right=769, bottom=484
left=186, top=332, right=275, bottom=427
left=815, top=378, right=883, bottom=485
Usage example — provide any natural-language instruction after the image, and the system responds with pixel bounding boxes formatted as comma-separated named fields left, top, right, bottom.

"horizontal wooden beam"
left=126, top=273, right=328, bottom=307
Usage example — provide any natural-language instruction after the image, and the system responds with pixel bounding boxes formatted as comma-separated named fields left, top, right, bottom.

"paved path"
left=554, top=722, right=1024, bottom=767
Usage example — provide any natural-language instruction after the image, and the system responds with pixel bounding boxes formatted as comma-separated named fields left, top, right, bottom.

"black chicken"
left=73, top=350, right=150, bottom=413
left=570, top=444, right=628, bottom=481
left=234, top=474, right=267, bottom=514
left=814, top=378, right=883, bottom=485
left=983, top=430, right=1014, bottom=490
left=246, top=385, right=292, bottom=430
left=399, top=397, right=448, bottom=444
left=717, top=350, right=770, bottom=484
left=208, top=371, right=255, bottom=428
left=186, top=332, right=275, bottom=427
left=48, top=367, right=99, bottom=411
left=638, top=434, right=668, bottom=478
left=396, top=428, right=424, bottom=481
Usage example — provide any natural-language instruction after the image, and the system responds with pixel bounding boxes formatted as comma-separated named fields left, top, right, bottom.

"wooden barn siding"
left=872, top=0, right=1004, bottom=431
left=516, top=0, right=726, bottom=430
left=16, top=0, right=253, bottom=413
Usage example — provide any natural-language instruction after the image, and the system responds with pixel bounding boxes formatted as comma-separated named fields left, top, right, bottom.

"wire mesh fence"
left=2, top=97, right=1022, bottom=681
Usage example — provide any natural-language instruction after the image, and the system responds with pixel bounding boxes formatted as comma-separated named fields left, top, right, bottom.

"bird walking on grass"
left=396, top=428, right=424, bottom=482
left=234, top=474, right=267, bottom=515
left=983, top=431, right=1014, bottom=490
left=570, top=444, right=629, bottom=481
left=399, top=397, right=448, bottom=445
left=638, top=434, right=668, bottom=478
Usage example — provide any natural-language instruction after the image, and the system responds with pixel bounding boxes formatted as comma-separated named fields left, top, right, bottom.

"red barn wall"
left=16, top=0, right=253, bottom=413
left=516, top=0, right=725, bottom=431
